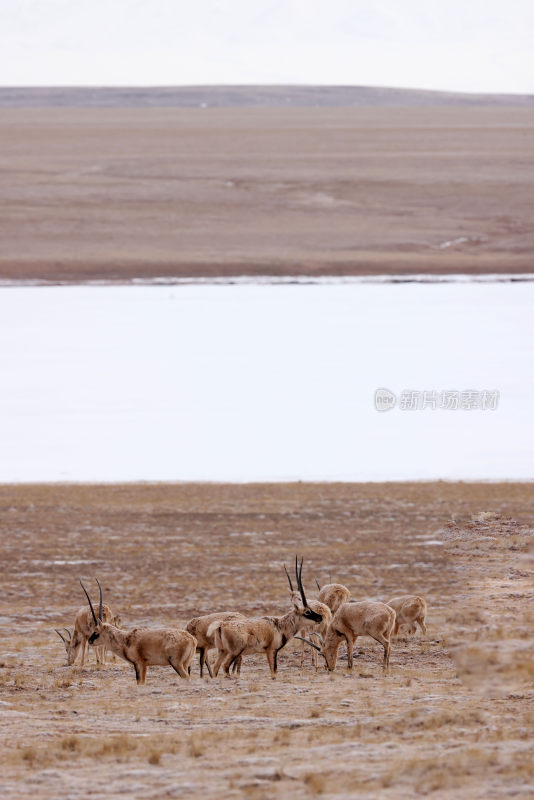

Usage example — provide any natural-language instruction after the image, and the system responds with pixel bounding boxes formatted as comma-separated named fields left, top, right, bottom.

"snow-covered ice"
left=0, top=281, right=532, bottom=482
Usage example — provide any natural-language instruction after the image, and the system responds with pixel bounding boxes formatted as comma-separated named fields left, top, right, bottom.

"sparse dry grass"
left=0, top=482, right=532, bottom=799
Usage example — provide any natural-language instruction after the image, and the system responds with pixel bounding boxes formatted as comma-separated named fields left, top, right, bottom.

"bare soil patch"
left=1, top=107, right=533, bottom=282
left=0, top=482, right=532, bottom=798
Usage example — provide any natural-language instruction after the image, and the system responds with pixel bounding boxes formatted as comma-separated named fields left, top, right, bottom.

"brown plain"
left=1, top=481, right=533, bottom=798
left=1, top=105, right=534, bottom=282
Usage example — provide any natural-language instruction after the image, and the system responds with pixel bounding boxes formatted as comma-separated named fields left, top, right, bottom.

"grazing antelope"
left=315, top=578, right=351, bottom=614
left=186, top=611, right=246, bottom=678
left=297, top=600, right=396, bottom=673
left=387, top=595, right=427, bottom=636
left=81, top=580, right=196, bottom=685
left=211, top=557, right=322, bottom=679
left=55, top=603, right=114, bottom=666
left=284, top=565, right=331, bottom=669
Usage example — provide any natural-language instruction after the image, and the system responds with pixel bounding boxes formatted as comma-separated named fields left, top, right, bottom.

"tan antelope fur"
left=186, top=611, right=246, bottom=677
left=285, top=566, right=332, bottom=668
left=211, top=557, right=322, bottom=679
left=55, top=603, right=114, bottom=666
left=298, top=600, right=396, bottom=673
left=315, top=579, right=351, bottom=614
left=81, top=579, right=196, bottom=685
left=387, top=595, right=427, bottom=636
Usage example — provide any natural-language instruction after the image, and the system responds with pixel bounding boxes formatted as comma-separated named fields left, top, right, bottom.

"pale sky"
left=1, top=0, right=533, bottom=93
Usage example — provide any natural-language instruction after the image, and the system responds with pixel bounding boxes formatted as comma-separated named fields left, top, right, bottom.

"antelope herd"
left=55, top=558, right=427, bottom=685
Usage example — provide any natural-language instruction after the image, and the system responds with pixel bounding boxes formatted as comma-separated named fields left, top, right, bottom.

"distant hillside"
left=1, top=85, right=534, bottom=108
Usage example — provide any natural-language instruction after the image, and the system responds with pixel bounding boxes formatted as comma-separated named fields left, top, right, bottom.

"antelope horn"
left=63, top=628, right=72, bottom=640
left=294, top=636, right=321, bottom=653
left=284, top=564, right=294, bottom=592
left=315, top=577, right=321, bottom=590
left=297, top=555, right=307, bottom=608
left=80, top=579, right=98, bottom=627
left=55, top=629, right=67, bottom=643
left=95, top=577, right=103, bottom=622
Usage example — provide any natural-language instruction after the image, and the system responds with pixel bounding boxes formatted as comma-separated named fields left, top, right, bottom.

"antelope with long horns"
left=55, top=602, right=114, bottom=666
left=284, top=565, right=331, bottom=669
left=210, top=557, right=322, bottom=679
left=297, top=599, right=396, bottom=673
left=81, top=579, right=196, bottom=685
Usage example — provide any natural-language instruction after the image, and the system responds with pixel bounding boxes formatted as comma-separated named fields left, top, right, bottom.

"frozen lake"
left=0, top=281, right=533, bottom=482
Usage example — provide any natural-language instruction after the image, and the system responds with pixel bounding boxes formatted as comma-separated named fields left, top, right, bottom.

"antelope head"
left=80, top=577, right=105, bottom=644
left=295, top=626, right=341, bottom=671
left=54, top=626, right=81, bottom=666
left=284, top=556, right=322, bottom=623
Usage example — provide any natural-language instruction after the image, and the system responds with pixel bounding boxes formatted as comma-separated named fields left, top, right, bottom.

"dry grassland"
left=1, top=107, right=534, bottom=282
left=0, top=481, right=533, bottom=799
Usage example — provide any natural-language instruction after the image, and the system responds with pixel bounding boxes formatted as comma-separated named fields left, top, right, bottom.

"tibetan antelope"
left=387, top=595, right=427, bottom=636
left=81, top=579, right=196, bottom=685
left=211, top=557, right=322, bottom=679
left=315, top=578, right=351, bottom=614
left=297, top=600, right=396, bottom=673
left=186, top=611, right=246, bottom=678
left=284, top=565, right=331, bottom=668
left=55, top=602, right=114, bottom=666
